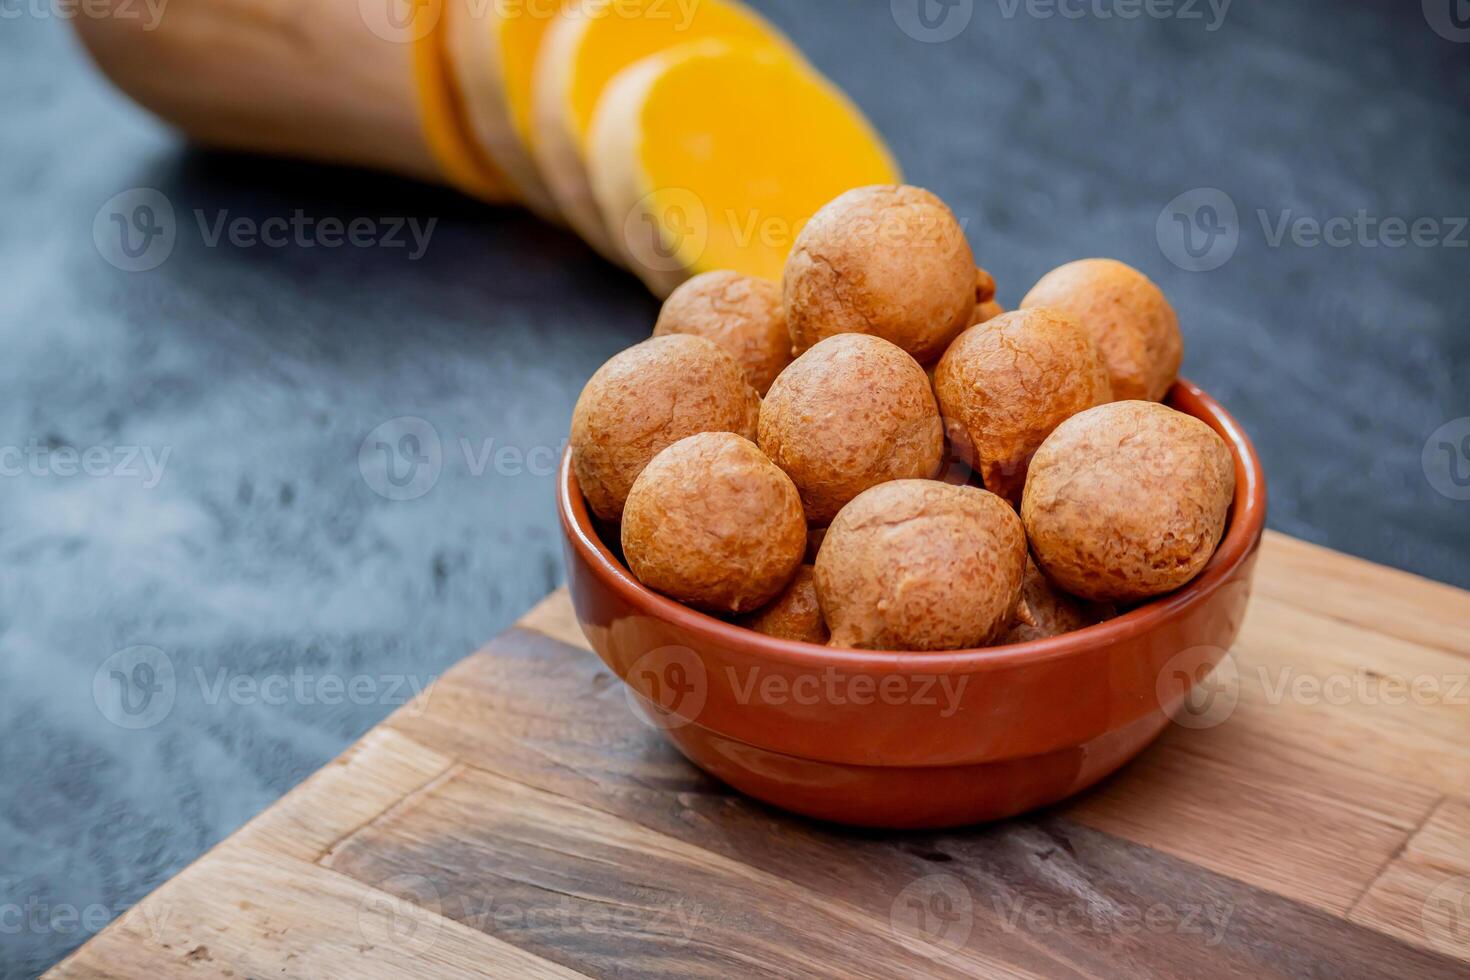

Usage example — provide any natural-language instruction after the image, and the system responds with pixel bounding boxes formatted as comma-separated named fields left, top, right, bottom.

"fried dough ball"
left=759, top=333, right=943, bottom=525
left=784, top=185, right=976, bottom=363
left=974, top=299, right=1005, bottom=325
left=571, top=334, right=760, bottom=521
left=1001, top=557, right=1091, bottom=644
left=622, top=433, right=805, bottom=613
left=934, top=308, right=1113, bottom=504
left=815, top=481, right=1026, bottom=651
left=653, top=271, right=790, bottom=395
left=737, top=565, right=829, bottom=644
left=972, top=266, right=1004, bottom=326
left=1020, top=259, right=1182, bottom=402
left=1022, top=401, right=1236, bottom=603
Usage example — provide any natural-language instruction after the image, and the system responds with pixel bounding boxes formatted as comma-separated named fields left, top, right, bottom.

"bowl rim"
left=558, top=378, right=1268, bottom=673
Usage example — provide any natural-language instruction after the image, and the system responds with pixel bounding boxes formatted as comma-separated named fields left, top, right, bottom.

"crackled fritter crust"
left=814, top=480, right=1026, bottom=651
left=934, top=308, right=1113, bottom=504
left=622, top=433, right=806, bottom=613
left=1020, top=258, right=1182, bottom=402
left=783, top=185, right=976, bottom=364
left=653, top=270, right=791, bottom=395
left=737, top=565, right=829, bottom=644
left=571, top=334, right=760, bottom=522
left=1021, top=401, right=1235, bottom=603
left=758, top=333, right=943, bottom=525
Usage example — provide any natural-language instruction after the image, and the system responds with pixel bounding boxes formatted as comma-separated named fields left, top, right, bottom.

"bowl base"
left=650, top=705, right=1173, bottom=829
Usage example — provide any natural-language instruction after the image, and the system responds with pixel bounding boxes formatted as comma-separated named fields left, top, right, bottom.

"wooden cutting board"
left=48, top=531, right=1470, bottom=979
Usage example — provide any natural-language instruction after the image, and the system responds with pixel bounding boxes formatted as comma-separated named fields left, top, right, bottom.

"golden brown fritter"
left=934, top=308, right=1112, bottom=504
left=622, top=432, right=806, bottom=613
left=1020, top=258, right=1182, bottom=402
left=737, top=565, right=829, bottom=644
left=815, top=480, right=1026, bottom=651
left=653, top=270, right=791, bottom=395
left=759, top=333, right=943, bottom=525
left=784, top=185, right=976, bottom=364
left=571, top=334, right=760, bottom=521
left=1021, top=401, right=1236, bottom=603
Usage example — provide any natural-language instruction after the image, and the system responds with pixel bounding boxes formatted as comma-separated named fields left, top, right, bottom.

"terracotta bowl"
left=557, top=380, right=1267, bottom=828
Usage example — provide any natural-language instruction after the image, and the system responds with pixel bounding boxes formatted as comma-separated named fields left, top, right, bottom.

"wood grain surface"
left=48, top=532, right=1470, bottom=978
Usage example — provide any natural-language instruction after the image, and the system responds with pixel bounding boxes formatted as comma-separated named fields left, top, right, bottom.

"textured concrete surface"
left=2, top=1, right=1467, bottom=975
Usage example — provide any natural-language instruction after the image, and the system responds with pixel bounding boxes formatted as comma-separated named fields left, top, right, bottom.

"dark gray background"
left=2, top=0, right=1467, bottom=975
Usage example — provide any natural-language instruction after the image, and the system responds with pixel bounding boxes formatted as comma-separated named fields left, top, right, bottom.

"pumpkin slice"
left=532, top=0, right=791, bottom=262
left=588, top=41, right=900, bottom=296
left=411, top=0, right=517, bottom=202
left=444, top=0, right=562, bottom=217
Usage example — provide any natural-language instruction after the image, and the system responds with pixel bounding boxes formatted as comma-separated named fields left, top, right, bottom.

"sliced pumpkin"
left=411, top=0, right=518, bottom=202
left=588, top=41, right=900, bottom=296
left=532, top=0, right=791, bottom=261
left=444, top=0, right=562, bottom=217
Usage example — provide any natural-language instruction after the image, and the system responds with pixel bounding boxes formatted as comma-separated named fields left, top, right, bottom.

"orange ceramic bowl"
left=558, top=380, right=1266, bottom=828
